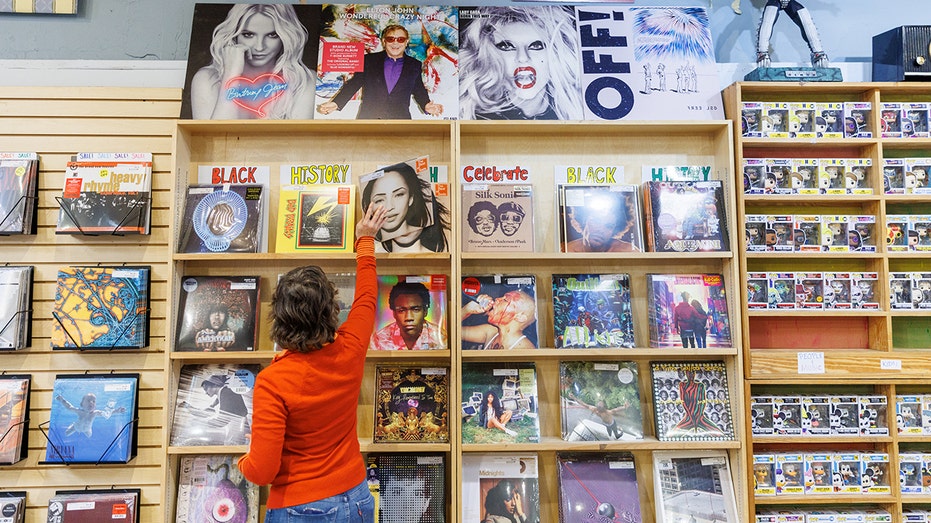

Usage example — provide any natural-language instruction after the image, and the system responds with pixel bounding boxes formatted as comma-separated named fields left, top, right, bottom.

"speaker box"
left=873, top=25, right=931, bottom=81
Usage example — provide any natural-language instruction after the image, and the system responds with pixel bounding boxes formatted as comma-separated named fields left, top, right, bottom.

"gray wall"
left=0, top=1, right=928, bottom=67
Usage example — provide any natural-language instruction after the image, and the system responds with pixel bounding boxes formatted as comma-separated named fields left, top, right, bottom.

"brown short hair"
left=269, top=266, right=339, bottom=352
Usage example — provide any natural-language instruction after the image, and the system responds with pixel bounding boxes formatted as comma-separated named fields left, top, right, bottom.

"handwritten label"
left=797, top=352, right=825, bottom=374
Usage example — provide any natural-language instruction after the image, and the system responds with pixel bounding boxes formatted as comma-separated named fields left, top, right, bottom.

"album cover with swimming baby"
left=175, top=275, right=260, bottom=352
left=460, top=274, right=538, bottom=351
left=178, top=184, right=264, bottom=254
left=373, top=366, right=449, bottom=443
left=559, top=360, right=642, bottom=442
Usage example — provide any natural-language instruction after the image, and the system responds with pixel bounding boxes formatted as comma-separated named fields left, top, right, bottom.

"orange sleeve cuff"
left=355, top=236, right=376, bottom=258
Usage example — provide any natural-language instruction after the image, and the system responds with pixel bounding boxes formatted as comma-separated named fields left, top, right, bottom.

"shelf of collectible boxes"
left=165, top=119, right=457, bottom=522
left=456, top=120, right=747, bottom=523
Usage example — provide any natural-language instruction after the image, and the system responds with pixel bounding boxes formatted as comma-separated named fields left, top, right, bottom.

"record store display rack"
left=0, top=87, right=749, bottom=522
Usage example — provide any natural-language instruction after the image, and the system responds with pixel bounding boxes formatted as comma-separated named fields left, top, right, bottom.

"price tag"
left=797, top=352, right=825, bottom=374
left=880, top=359, right=902, bottom=371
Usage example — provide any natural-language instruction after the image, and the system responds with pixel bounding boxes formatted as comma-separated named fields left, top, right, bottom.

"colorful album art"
left=650, top=361, right=734, bottom=442
left=180, top=3, right=322, bottom=120
left=460, top=183, right=534, bottom=252
left=559, top=184, right=643, bottom=253
left=0, top=376, right=30, bottom=465
left=560, top=361, right=642, bottom=441
left=170, top=364, right=260, bottom=447
left=275, top=184, right=355, bottom=253
left=644, top=180, right=728, bottom=252
left=460, top=362, right=539, bottom=444
left=557, top=454, right=641, bottom=523
left=652, top=451, right=738, bottom=523
left=175, top=276, right=260, bottom=352
left=460, top=275, right=538, bottom=351
left=314, top=4, right=458, bottom=121
left=552, top=273, right=634, bottom=349
left=178, top=185, right=264, bottom=254
left=461, top=454, right=540, bottom=523
left=367, top=454, right=445, bottom=523
left=374, top=366, right=449, bottom=443
left=176, top=454, right=259, bottom=523
left=45, top=374, right=139, bottom=464
left=358, top=156, right=451, bottom=254
left=51, top=266, right=150, bottom=350
left=47, top=490, right=140, bottom=523
left=647, top=273, right=731, bottom=349
left=370, top=274, right=448, bottom=351
left=56, top=154, right=153, bottom=235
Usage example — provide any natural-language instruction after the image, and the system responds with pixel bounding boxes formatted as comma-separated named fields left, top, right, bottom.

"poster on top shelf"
left=314, top=4, right=459, bottom=120
left=457, top=6, right=722, bottom=121
left=180, top=3, right=322, bottom=120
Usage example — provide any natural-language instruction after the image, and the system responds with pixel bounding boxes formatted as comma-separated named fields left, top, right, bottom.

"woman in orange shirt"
left=239, top=205, right=386, bottom=522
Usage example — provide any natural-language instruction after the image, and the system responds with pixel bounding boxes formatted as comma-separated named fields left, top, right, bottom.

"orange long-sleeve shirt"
left=238, top=237, right=377, bottom=509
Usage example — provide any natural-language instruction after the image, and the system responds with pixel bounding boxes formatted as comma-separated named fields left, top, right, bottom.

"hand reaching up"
left=357, top=204, right=388, bottom=239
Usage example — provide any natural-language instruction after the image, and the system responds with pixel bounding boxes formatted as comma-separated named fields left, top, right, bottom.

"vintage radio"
left=873, top=25, right=931, bottom=81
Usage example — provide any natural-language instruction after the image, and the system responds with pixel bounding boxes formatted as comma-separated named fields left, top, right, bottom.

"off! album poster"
left=558, top=184, right=643, bottom=253
left=180, top=3, right=322, bottom=120
left=373, top=366, right=449, bottom=443
left=170, top=364, right=260, bottom=447
left=646, top=273, right=731, bottom=349
left=461, top=453, right=540, bottom=523
left=460, top=274, right=538, bottom=351
left=560, top=361, right=642, bottom=441
left=46, top=489, right=140, bottom=523
left=0, top=492, right=25, bottom=523
left=176, top=454, right=259, bottom=523
left=0, top=376, right=30, bottom=465
left=460, top=184, right=534, bottom=252
left=652, top=450, right=739, bottom=523
left=0, top=265, right=33, bottom=350
left=178, top=184, right=264, bottom=254
left=55, top=153, right=153, bottom=235
left=370, top=274, right=448, bottom=351
left=460, top=362, right=539, bottom=444
left=314, top=4, right=458, bottom=121
left=366, top=454, right=446, bottom=523
left=552, top=273, right=634, bottom=349
left=175, top=275, right=260, bottom=352
left=643, top=180, right=728, bottom=253
left=359, top=156, right=451, bottom=253
left=556, top=453, right=641, bottom=523
left=45, top=374, right=139, bottom=464
left=0, top=152, right=38, bottom=235
left=50, top=266, right=150, bottom=350
left=650, top=361, right=734, bottom=442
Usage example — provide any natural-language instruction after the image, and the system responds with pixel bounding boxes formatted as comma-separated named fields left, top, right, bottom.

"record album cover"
left=643, top=180, right=728, bottom=252
left=51, top=266, right=150, bottom=350
left=460, top=274, right=538, bottom=351
left=560, top=361, right=642, bottom=441
left=330, top=272, right=356, bottom=325
left=175, top=275, right=260, bottom=352
left=552, top=273, right=634, bottom=349
left=652, top=450, right=738, bottom=523
left=558, top=184, right=643, bottom=253
left=176, top=454, right=259, bottom=523
left=0, top=376, right=30, bottom=465
left=46, top=489, right=140, bottom=523
left=0, top=266, right=33, bottom=350
left=650, top=361, right=734, bottom=442
left=646, top=273, right=731, bottom=349
left=370, top=274, right=448, bottom=351
left=45, top=374, right=139, bottom=464
left=55, top=153, right=153, bottom=235
left=315, top=4, right=458, bottom=121
left=557, top=453, right=641, bottom=523
left=170, top=364, right=260, bottom=447
left=0, top=492, right=25, bottom=523
left=367, top=453, right=445, bottom=523
left=374, top=366, right=449, bottom=443
left=461, top=453, right=540, bottom=523
left=275, top=184, right=355, bottom=253
left=180, top=3, right=322, bottom=120
left=460, top=362, right=539, bottom=444
left=0, top=153, right=38, bottom=235
left=358, top=156, right=451, bottom=253
left=461, top=183, right=534, bottom=252
left=178, top=184, right=264, bottom=254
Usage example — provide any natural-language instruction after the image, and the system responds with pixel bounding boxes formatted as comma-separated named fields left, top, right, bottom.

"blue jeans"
left=265, top=480, right=374, bottom=523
